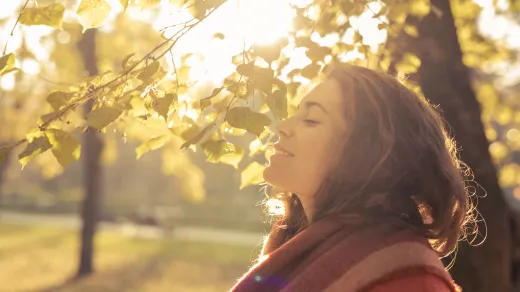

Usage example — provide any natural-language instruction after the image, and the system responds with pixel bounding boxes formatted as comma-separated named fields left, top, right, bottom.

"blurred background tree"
left=1, top=0, right=520, bottom=291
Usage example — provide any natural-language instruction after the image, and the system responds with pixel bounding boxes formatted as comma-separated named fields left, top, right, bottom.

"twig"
left=3, top=0, right=230, bottom=151
left=224, top=76, right=243, bottom=120
left=37, top=74, right=75, bottom=87
left=3, top=0, right=31, bottom=56
left=169, top=50, right=180, bottom=94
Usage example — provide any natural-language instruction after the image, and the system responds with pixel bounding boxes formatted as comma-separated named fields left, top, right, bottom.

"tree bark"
left=387, top=0, right=512, bottom=291
left=76, top=29, right=104, bottom=278
left=0, top=154, right=10, bottom=209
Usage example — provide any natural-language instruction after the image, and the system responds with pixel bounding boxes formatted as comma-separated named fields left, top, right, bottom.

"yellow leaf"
left=499, top=164, right=518, bottom=187
left=18, top=136, right=52, bottom=169
left=46, top=129, right=81, bottom=168
left=136, top=135, right=170, bottom=159
left=19, top=3, right=65, bottom=28
left=77, top=0, right=112, bottom=32
left=87, top=106, right=123, bottom=130
left=410, top=0, right=431, bottom=17
left=119, top=0, right=129, bottom=11
left=180, top=124, right=215, bottom=150
left=121, top=53, right=136, bottom=70
left=0, top=53, right=16, bottom=77
left=395, top=53, right=421, bottom=74
left=219, top=146, right=244, bottom=169
left=266, top=90, right=288, bottom=120
left=227, top=107, right=271, bottom=137
left=236, top=62, right=256, bottom=77
left=137, top=61, right=160, bottom=82
left=496, top=106, right=513, bottom=125
left=201, top=139, right=236, bottom=163
left=300, top=63, right=322, bottom=80
left=489, top=141, right=508, bottom=163
left=404, top=25, right=419, bottom=37
left=154, top=93, right=177, bottom=120
left=240, top=161, right=265, bottom=189
left=46, top=91, right=74, bottom=111
left=248, top=139, right=263, bottom=157
left=353, top=31, right=363, bottom=43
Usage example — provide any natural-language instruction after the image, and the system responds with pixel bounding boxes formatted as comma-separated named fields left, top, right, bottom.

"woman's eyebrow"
left=297, top=101, right=328, bottom=114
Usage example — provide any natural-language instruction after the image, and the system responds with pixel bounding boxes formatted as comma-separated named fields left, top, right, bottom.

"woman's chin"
left=263, top=165, right=288, bottom=189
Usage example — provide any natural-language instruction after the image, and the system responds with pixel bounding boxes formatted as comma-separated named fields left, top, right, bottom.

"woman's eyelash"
left=303, top=119, right=319, bottom=124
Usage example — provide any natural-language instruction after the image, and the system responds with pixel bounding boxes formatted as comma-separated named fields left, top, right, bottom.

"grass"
left=0, top=223, right=260, bottom=292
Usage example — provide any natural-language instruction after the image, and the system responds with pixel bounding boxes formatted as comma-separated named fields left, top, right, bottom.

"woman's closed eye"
left=303, top=118, right=320, bottom=125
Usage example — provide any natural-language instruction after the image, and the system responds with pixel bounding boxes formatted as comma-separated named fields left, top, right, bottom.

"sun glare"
left=237, top=0, right=295, bottom=45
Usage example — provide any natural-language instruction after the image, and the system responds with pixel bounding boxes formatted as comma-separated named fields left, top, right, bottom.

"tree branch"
left=2, top=0, right=230, bottom=152
left=3, top=0, right=31, bottom=56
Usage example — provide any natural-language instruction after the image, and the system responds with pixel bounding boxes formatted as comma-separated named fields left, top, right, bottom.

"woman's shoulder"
left=367, top=273, right=456, bottom=292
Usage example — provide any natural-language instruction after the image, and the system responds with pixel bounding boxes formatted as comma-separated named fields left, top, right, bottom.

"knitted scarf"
left=230, top=215, right=461, bottom=292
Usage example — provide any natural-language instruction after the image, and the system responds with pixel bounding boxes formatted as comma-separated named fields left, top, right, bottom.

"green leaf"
left=136, top=135, right=169, bottom=159
left=0, top=53, right=16, bottom=77
left=253, top=43, right=282, bottom=63
left=39, top=111, right=61, bottom=126
left=213, top=32, right=225, bottom=40
left=206, top=86, right=224, bottom=99
left=353, top=31, right=363, bottom=43
left=201, top=139, right=235, bottom=163
left=171, top=116, right=200, bottom=141
left=119, top=0, right=129, bottom=11
left=377, top=22, right=388, bottom=30
left=46, top=91, right=74, bottom=111
left=83, top=70, right=112, bottom=87
left=226, top=82, right=248, bottom=99
left=266, top=90, right=288, bottom=120
left=46, top=129, right=81, bottom=168
left=154, top=93, right=177, bottom=120
left=136, top=0, right=161, bottom=7
left=236, top=61, right=256, bottom=77
left=227, top=107, right=271, bottom=137
left=200, top=86, right=223, bottom=112
left=254, top=75, right=274, bottom=95
left=137, top=61, right=160, bottom=82
left=306, top=46, right=331, bottom=62
left=410, top=0, right=431, bottom=17
left=121, top=53, right=136, bottom=70
left=301, top=63, right=322, bottom=79
left=86, top=106, right=123, bottom=130
left=186, top=0, right=224, bottom=19
left=395, top=53, right=421, bottom=74
left=187, top=2, right=208, bottom=20
left=19, top=3, right=65, bottom=28
left=219, top=146, right=244, bottom=169
left=18, top=136, right=52, bottom=169
left=240, top=161, right=265, bottom=189
left=200, top=99, right=212, bottom=114
left=180, top=124, right=215, bottom=150
left=404, top=24, right=419, bottom=37
left=77, top=0, right=112, bottom=32
left=0, top=146, right=12, bottom=164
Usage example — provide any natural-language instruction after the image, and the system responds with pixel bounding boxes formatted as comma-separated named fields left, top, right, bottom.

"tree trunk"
left=76, top=29, right=104, bottom=278
left=0, top=154, right=10, bottom=209
left=386, top=0, right=512, bottom=291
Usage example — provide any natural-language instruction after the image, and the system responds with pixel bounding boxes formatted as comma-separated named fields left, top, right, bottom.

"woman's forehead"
left=299, top=80, right=344, bottom=109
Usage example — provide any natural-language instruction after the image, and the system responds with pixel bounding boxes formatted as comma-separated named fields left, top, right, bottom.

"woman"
left=230, top=65, right=476, bottom=292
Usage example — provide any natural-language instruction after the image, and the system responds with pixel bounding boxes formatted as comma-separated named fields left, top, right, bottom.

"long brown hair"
left=261, top=64, right=478, bottom=259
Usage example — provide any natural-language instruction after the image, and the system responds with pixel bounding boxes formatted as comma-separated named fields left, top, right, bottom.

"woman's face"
left=263, top=79, right=348, bottom=204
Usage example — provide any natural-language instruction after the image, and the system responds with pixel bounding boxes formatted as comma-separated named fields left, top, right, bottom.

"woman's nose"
left=275, top=118, right=294, bottom=138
